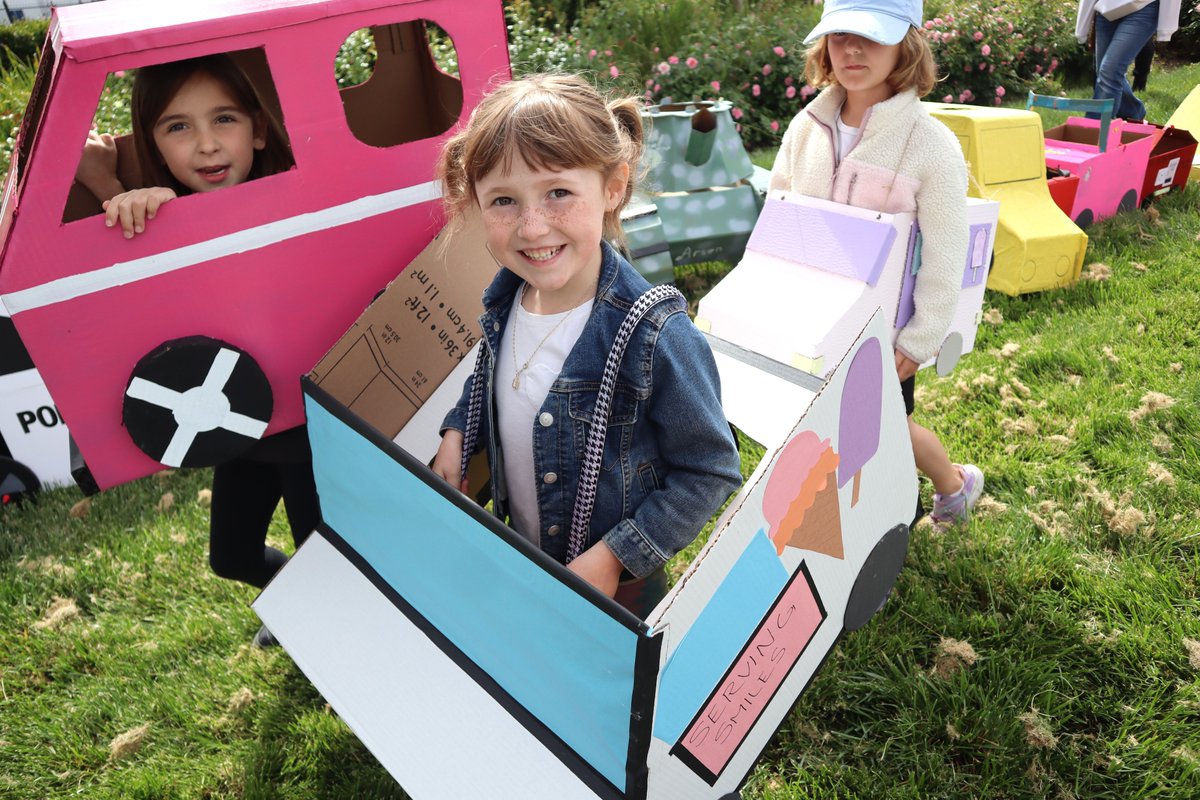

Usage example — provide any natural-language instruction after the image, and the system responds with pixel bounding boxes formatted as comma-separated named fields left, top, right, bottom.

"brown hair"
left=437, top=73, right=643, bottom=247
left=131, top=53, right=293, bottom=195
left=804, top=27, right=937, bottom=97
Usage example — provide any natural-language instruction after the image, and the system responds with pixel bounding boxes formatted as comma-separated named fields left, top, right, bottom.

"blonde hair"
left=804, top=27, right=937, bottom=97
left=437, top=74, right=643, bottom=247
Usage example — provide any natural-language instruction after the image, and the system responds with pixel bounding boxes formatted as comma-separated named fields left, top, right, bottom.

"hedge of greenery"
left=509, top=0, right=1093, bottom=148
left=0, top=19, right=49, bottom=70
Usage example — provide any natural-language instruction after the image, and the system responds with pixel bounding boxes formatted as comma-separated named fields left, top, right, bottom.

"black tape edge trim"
left=318, top=523, right=629, bottom=800
left=669, top=561, right=830, bottom=787
left=301, top=377, right=650, bottom=634
left=69, top=434, right=100, bottom=496
left=624, top=631, right=663, bottom=800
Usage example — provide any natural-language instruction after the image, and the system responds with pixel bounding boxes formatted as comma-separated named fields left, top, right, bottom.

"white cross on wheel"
left=126, top=348, right=270, bottom=467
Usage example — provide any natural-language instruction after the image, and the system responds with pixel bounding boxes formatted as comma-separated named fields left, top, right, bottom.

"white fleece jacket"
left=770, top=86, right=968, bottom=364
left=1075, top=0, right=1181, bottom=43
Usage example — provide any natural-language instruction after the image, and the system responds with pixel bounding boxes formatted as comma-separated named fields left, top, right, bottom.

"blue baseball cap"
left=803, top=0, right=923, bottom=46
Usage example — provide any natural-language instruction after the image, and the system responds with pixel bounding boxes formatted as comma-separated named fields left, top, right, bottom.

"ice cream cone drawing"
left=762, top=430, right=844, bottom=558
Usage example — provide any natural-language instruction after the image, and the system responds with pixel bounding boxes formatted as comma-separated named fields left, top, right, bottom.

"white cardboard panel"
left=392, top=341, right=480, bottom=464
left=254, top=533, right=605, bottom=800
left=645, top=311, right=916, bottom=798
left=0, top=369, right=73, bottom=487
left=710, top=349, right=816, bottom=452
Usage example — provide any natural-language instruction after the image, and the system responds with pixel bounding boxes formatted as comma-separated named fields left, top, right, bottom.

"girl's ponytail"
left=605, top=97, right=645, bottom=242
left=436, top=130, right=472, bottom=230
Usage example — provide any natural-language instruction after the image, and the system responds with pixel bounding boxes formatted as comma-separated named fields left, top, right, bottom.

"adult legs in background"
left=1131, top=37, right=1155, bottom=92
left=1093, top=2, right=1160, bottom=121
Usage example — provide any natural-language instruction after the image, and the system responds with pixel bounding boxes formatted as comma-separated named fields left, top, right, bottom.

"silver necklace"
left=510, top=283, right=591, bottom=390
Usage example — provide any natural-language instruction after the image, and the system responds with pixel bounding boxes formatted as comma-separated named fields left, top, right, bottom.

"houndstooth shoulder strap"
left=458, top=340, right=489, bottom=484
left=459, top=283, right=688, bottom=564
left=567, top=284, right=686, bottom=563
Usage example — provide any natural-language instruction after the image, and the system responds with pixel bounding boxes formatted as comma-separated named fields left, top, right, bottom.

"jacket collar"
left=480, top=240, right=622, bottom=315
left=806, top=85, right=919, bottom=134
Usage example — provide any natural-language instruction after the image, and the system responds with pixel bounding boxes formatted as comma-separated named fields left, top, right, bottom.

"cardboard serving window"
left=336, top=20, right=463, bottom=149
left=61, top=47, right=294, bottom=224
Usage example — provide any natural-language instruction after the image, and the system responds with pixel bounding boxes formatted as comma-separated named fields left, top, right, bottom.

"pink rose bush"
left=923, top=0, right=1084, bottom=107
left=643, top=32, right=816, bottom=147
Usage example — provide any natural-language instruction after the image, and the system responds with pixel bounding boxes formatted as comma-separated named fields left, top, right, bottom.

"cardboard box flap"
left=308, top=214, right=493, bottom=439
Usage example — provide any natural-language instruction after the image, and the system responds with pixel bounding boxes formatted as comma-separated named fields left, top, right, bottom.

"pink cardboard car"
left=0, top=0, right=509, bottom=492
left=1030, top=93, right=1155, bottom=227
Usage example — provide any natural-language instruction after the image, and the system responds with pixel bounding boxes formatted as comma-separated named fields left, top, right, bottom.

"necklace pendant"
left=512, top=374, right=521, bottom=390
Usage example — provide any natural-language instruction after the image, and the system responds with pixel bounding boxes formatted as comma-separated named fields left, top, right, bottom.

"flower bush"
left=505, top=0, right=594, bottom=75
left=922, top=0, right=1085, bottom=106
left=552, top=0, right=1090, bottom=149
left=642, top=36, right=816, bottom=148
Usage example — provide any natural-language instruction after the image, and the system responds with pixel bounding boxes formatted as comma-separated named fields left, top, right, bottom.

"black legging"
left=208, top=429, right=319, bottom=589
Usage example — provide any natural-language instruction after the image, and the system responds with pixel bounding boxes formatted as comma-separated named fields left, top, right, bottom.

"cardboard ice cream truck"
left=0, top=0, right=509, bottom=492
left=925, top=103, right=1088, bottom=296
left=695, top=190, right=1000, bottom=381
left=254, top=151, right=999, bottom=796
left=256, top=213, right=921, bottom=798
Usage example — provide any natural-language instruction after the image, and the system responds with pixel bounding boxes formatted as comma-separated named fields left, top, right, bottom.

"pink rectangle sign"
left=673, top=564, right=826, bottom=783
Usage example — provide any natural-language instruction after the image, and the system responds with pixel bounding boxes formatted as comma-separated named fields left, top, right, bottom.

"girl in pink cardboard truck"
left=77, top=53, right=319, bottom=647
left=0, top=0, right=508, bottom=494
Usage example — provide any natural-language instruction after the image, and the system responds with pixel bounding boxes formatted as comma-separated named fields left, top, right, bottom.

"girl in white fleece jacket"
left=770, top=0, right=984, bottom=525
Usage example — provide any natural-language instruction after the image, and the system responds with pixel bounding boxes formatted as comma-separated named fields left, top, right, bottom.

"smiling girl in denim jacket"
left=431, top=75, right=742, bottom=617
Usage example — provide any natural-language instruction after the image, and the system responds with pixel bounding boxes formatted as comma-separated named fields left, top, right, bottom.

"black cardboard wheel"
left=123, top=336, right=273, bottom=468
left=0, top=456, right=40, bottom=505
left=843, top=524, right=909, bottom=631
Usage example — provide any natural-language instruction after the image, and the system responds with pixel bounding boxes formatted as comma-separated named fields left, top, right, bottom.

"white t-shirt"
left=835, top=108, right=860, bottom=166
left=494, top=288, right=593, bottom=543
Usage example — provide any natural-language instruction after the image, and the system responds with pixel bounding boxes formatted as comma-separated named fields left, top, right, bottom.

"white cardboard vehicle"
left=256, top=218, right=925, bottom=799
left=696, top=190, right=1000, bottom=382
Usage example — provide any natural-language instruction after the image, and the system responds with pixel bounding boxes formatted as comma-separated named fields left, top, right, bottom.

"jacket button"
left=539, top=412, right=554, bottom=427
left=543, top=472, right=557, bottom=484
left=493, top=321, right=501, bottom=332
left=547, top=525, right=560, bottom=536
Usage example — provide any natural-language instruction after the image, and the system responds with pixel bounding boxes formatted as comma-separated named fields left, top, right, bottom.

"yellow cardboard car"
left=1167, top=84, right=1200, bottom=183
left=925, top=103, right=1087, bottom=296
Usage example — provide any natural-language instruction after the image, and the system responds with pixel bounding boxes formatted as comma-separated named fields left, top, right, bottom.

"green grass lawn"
left=2, top=64, right=1199, bottom=800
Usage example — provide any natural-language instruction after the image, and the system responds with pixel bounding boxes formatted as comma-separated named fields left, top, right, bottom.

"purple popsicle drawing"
left=838, top=336, right=883, bottom=506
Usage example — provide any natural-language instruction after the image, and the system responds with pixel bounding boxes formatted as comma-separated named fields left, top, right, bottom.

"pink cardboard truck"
left=1029, top=93, right=1155, bottom=227
left=0, top=0, right=509, bottom=492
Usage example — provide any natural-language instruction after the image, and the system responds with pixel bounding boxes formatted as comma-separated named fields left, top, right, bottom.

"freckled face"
left=475, top=157, right=627, bottom=313
left=152, top=72, right=265, bottom=194
left=827, top=32, right=900, bottom=104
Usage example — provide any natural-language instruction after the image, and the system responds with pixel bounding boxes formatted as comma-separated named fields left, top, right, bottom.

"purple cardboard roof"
left=747, top=198, right=897, bottom=287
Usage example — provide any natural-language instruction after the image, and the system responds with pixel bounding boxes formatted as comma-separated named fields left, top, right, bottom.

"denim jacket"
left=442, top=242, right=742, bottom=578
